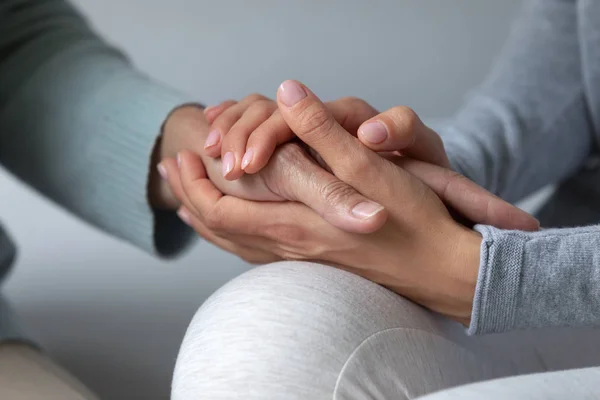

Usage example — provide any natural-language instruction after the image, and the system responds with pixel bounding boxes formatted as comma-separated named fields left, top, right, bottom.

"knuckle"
left=247, top=101, right=276, bottom=120
left=271, top=143, right=308, bottom=168
left=391, top=106, right=420, bottom=133
left=351, top=153, right=373, bottom=177
left=262, top=143, right=311, bottom=197
left=297, top=104, right=336, bottom=140
left=320, top=179, right=358, bottom=206
left=441, top=169, right=466, bottom=198
left=203, top=206, right=225, bottom=231
left=245, top=93, right=268, bottom=103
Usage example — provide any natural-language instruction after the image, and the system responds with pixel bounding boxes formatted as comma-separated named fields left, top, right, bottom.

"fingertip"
left=277, top=79, right=308, bottom=108
left=240, top=147, right=271, bottom=174
left=350, top=202, right=388, bottom=233
left=221, top=151, right=246, bottom=181
left=204, top=129, right=222, bottom=157
left=358, top=121, right=388, bottom=146
left=204, top=100, right=237, bottom=124
left=241, top=148, right=254, bottom=171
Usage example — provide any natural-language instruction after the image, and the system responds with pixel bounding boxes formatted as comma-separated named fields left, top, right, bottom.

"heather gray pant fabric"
left=172, top=262, right=600, bottom=399
left=419, top=367, right=600, bottom=400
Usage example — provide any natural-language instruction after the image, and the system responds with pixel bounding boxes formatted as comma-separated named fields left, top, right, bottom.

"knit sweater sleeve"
left=438, top=0, right=594, bottom=204
left=0, top=0, right=194, bottom=255
left=433, top=0, right=600, bottom=334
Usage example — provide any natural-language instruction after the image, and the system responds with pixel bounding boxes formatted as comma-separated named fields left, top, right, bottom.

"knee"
left=172, top=262, right=468, bottom=400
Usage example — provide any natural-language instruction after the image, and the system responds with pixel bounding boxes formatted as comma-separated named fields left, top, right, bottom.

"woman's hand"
left=163, top=81, right=536, bottom=324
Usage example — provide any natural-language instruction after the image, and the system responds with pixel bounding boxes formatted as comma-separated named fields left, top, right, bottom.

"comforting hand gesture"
left=162, top=80, right=539, bottom=324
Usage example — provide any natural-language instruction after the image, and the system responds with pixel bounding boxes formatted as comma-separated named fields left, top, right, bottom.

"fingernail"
left=352, top=201, right=385, bottom=219
left=279, top=80, right=307, bottom=107
left=222, top=152, right=235, bottom=177
left=177, top=152, right=182, bottom=168
left=359, top=121, right=388, bottom=144
left=177, top=208, right=192, bottom=226
left=203, top=105, right=215, bottom=115
left=204, top=130, right=221, bottom=149
left=241, top=148, right=254, bottom=170
left=157, top=163, right=168, bottom=180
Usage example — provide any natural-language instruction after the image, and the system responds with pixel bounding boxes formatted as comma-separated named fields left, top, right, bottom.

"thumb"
left=262, top=144, right=388, bottom=234
left=357, top=106, right=450, bottom=168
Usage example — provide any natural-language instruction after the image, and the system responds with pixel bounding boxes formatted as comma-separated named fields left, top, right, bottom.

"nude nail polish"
left=222, top=152, right=235, bottom=177
left=204, top=130, right=221, bottom=149
left=241, top=148, right=254, bottom=170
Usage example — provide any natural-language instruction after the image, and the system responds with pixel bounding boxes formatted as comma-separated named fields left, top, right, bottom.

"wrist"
left=149, top=103, right=206, bottom=210
left=450, top=227, right=482, bottom=325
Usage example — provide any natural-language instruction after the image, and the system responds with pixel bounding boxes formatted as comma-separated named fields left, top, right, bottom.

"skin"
left=161, top=80, right=540, bottom=324
left=150, top=104, right=390, bottom=234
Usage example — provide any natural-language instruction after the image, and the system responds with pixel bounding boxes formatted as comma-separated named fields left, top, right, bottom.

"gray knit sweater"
left=2, top=0, right=600, bottom=340
left=439, top=0, right=600, bottom=334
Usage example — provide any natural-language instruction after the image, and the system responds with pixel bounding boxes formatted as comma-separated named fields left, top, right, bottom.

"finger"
left=177, top=151, right=224, bottom=218
left=326, top=97, right=379, bottom=135
left=162, top=156, right=219, bottom=229
left=243, top=96, right=378, bottom=175
left=221, top=100, right=278, bottom=180
left=161, top=157, right=188, bottom=211
left=204, top=94, right=269, bottom=158
left=358, top=106, right=450, bottom=168
left=399, top=158, right=540, bottom=231
left=203, top=100, right=237, bottom=124
left=153, top=161, right=180, bottom=210
left=161, top=157, right=288, bottom=261
left=242, top=110, right=295, bottom=174
left=276, top=80, right=398, bottom=199
left=177, top=206, right=280, bottom=265
left=262, top=144, right=388, bottom=233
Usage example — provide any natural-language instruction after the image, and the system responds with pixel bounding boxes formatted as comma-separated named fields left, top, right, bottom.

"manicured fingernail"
left=204, top=130, right=221, bottom=149
left=203, top=105, right=215, bottom=115
left=359, top=121, right=388, bottom=144
left=177, top=208, right=192, bottom=226
left=222, top=152, right=235, bottom=177
left=352, top=201, right=384, bottom=219
left=157, top=163, right=168, bottom=180
left=241, top=148, right=254, bottom=170
left=279, top=80, right=307, bottom=107
left=177, top=152, right=182, bottom=168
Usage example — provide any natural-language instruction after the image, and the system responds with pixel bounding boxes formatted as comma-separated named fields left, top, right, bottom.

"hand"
left=164, top=81, right=539, bottom=324
left=202, top=94, right=377, bottom=180
left=155, top=105, right=389, bottom=234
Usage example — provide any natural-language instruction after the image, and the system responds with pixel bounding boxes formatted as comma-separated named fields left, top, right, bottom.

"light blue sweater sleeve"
left=437, top=0, right=600, bottom=334
left=0, top=0, right=194, bottom=255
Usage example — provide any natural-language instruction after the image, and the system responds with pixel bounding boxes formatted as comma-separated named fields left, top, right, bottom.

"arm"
left=0, top=0, right=192, bottom=255
left=469, top=224, right=600, bottom=334
left=438, top=0, right=594, bottom=203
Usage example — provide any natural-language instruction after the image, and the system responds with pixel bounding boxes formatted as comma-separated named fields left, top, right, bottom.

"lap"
left=419, top=367, right=600, bottom=400
left=173, top=261, right=600, bottom=400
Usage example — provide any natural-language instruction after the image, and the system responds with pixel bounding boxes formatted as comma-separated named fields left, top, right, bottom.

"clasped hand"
left=159, top=80, right=538, bottom=325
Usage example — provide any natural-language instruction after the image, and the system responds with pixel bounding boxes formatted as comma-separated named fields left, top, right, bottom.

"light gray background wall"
left=0, top=1, right=526, bottom=399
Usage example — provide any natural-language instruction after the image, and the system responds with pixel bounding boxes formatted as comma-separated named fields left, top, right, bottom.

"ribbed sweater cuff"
left=467, top=225, right=526, bottom=335
left=82, top=68, right=196, bottom=256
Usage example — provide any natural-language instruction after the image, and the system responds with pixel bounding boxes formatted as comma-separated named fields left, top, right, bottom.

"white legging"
left=172, top=262, right=600, bottom=400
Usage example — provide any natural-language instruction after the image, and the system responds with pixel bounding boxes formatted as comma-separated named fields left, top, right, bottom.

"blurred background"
left=0, top=1, right=528, bottom=398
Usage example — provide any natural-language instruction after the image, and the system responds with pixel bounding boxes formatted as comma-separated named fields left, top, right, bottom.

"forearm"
left=0, top=0, right=192, bottom=255
left=468, top=224, right=600, bottom=335
left=438, top=0, right=593, bottom=203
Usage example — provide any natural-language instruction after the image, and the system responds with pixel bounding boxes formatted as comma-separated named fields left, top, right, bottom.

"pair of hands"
left=151, top=80, right=539, bottom=324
